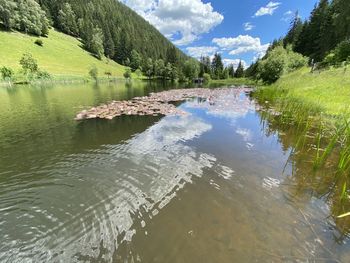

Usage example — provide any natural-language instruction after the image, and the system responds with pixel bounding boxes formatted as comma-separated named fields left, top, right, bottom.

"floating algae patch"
left=75, top=87, right=253, bottom=121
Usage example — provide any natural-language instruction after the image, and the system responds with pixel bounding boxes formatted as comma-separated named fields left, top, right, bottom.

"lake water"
left=0, top=81, right=349, bottom=262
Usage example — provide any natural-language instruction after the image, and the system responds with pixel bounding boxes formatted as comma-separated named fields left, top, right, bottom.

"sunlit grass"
left=0, top=29, right=127, bottom=78
left=262, top=66, right=350, bottom=116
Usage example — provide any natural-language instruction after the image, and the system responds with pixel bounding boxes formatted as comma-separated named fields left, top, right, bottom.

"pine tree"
left=211, top=53, right=224, bottom=79
left=234, top=60, right=244, bottom=78
left=284, top=11, right=303, bottom=48
left=57, top=3, right=78, bottom=36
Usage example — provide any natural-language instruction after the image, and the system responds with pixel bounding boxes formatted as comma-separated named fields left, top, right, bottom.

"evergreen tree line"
left=199, top=53, right=245, bottom=80
left=0, top=0, right=190, bottom=75
left=283, top=0, right=350, bottom=63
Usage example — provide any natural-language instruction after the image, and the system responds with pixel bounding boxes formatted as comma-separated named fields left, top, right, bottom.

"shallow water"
left=0, top=81, right=349, bottom=262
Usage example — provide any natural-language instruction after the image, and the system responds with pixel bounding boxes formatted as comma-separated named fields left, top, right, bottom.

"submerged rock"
left=75, top=86, right=253, bottom=121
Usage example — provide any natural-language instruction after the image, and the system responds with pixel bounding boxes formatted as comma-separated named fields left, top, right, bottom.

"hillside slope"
left=0, top=29, right=127, bottom=78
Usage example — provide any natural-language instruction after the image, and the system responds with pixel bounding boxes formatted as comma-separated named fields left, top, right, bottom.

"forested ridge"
left=0, top=0, right=189, bottom=77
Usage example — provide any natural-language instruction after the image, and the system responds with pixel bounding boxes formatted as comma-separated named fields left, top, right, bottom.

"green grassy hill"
left=0, top=29, right=127, bottom=78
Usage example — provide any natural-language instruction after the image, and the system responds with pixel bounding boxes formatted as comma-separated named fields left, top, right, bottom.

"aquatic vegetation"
left=254, top=83, right=350, bottom=225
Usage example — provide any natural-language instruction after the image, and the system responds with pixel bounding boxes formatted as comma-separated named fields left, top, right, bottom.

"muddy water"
left=0, top=81, right=349, bottom=262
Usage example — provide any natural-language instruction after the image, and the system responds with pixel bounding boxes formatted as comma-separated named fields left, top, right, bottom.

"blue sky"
left=122, top=0, right=318, bottom=68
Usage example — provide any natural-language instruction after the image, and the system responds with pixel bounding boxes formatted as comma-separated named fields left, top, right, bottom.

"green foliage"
left=211, top=53, right=224, bottom=79
left=1, top=0, right=49, bottom=36
left=123, top=68, right=132, bottom=79
left=334, top=40, right=350, bottom=63
left=38, top=0, right=188, bottom=66
left=320, top=40, right=350, bottom=68
left=130, top=50, right=142, bottom=71
left=0, top=66, right=14, bottom=80
left=89, top=65, right=98, bottom=81
left=183, top=60, right=199, bottom=81
left=19, top=53, right=38, bottom=73
left=257, top=46, right=307, bottom=83
left=85, top=27, right=104, bottom=59
left=199, top=56, right=211, bottom=77
left=34, top=39, right=43, bottom=46
left=135, top=69, right=142, bottom=78
left=0, top=0, right=17, bottom=30
left=284, top=0, right=350, bottom=62
left=144, top=58, right=154, bottom=79
left=283, top=11, right=303, bottom=48
left=154, top=59, right=165, bottom=78
left=164, top=62, right=177, bottom=81
left=203, top=73, right=211, bottom=83
left=57, top=3, right=78, bottom=36
left=234, top=60, right=244, bottom=78
left=36, top=69, right=51, bottom=79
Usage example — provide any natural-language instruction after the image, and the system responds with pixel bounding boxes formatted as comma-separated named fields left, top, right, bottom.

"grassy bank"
left=0, top=29, right=127, bottom=79
left=256, top=66, right=350, bottom=116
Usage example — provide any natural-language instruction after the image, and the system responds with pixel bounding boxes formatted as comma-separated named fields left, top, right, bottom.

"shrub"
left=34, top=39, right=43, bottom=46
left=36, top=69, right=51, bottom=79
left=135, top=69, right=142, bottom=78
left=257, top=46, right=307, bottom=83
left=89, top=66, right=98, bottom=81
left=19, top=53, right=38, bottom=73
left=183, top=59, right=199, bottom=81
left=0, top=66, right=14, bottom=80
left=104, top=71, right=112, bottom=78
left=123, top=69, right=132, bottom=79
left=334, top=39, right=350, bottom=63
left=203, top=73, right=211, bottom=83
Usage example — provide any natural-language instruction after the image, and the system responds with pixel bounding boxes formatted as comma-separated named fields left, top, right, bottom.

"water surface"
left=0, top=81, right=349, bottom=262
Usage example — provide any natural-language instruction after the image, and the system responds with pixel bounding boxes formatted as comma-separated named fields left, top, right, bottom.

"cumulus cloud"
left=212, top=35, right=269, bottom=57
left=243, top=22, right=254, bottom=31
left=122, top=0, right=224, bottom=46
left=186, top=46, right=218, bottom=58
left=254, top=2, right=281, bottom=17
left=222, top=59, right=247, bottom=69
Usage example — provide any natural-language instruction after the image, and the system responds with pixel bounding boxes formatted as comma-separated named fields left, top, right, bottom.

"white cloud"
left=212, top=35, right=269, bottom=58
left=222, top=59, right=247, bottom=69
left=122, top=0, right=224, bottom=46
left=213, top=35, right=259, bottom=49
left=254, top=2, right=281, bottom=17
left=243, top=22, right=254, bottom=31
left=186, top=46, right=218, bottom=58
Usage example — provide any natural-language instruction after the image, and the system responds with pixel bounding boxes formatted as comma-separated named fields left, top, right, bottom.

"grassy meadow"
left=257, top=66, right=350, bottom=116
left=0, top=29, right=127, bottom=79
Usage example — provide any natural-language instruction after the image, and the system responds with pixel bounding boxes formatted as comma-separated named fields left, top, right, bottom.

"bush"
left=104, top=71, right=112, bottom=78
left=123, top=69, right=132, bottom=79
left=19, top=53, right=38, bottom=73
left=89, top=65, right=98, bottom=81
left=0, top=66, right=14, bottom=80
left=34, top=39, right=43, bottom=46
left=183, top=59, right=199, bottom=81
left=203, top=73, right=211, bottom=83
left=36, top=69, right=51, bottom=79
left=257, top=46, right=307, bottom=83
left=135, top=69, right=142, bottom=78
left=334, top=39, right=350, bottom=63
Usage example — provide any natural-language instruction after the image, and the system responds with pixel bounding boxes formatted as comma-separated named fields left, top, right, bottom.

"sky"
left=121, top=0, right=318, bottom=68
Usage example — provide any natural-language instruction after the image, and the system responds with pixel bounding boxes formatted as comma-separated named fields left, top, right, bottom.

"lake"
left=0, top=81, right=349, bottom=262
